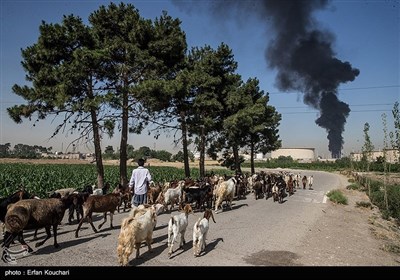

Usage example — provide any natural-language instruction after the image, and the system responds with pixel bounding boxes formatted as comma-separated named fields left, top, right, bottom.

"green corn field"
left=0, top=163, right=231, bottom=198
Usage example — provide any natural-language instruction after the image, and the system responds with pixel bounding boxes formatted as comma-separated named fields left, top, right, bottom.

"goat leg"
left=2, top=231, right=16, bottom=249
left=180, top=234, right=185, bottom=247
left=98, top=213, right=107, bottom=229
left=52, top=223, right=59, bottom=248
left=14, top=232, right=33, bottom=253
left=146, top=236, right=152, bottom=253
left=168, top=234, right=175, bottom=257
left=194, top=240, right=200, bottom=257
left=68, top=205, right=75, bottom=224
left=35, top=226, right=51, bottom=248
left=135, top=243, right=141, bottom=259
left=117, top=200, right=122, bottom=213
left=77, top=205, right=83, bottom=223
left=88, top=215, right=98, bottom=233
left=75, top=215, right=89, bottom=238
left=109, top=212, right=114, bottom=228
left=32, top=228, right=39, bottom=241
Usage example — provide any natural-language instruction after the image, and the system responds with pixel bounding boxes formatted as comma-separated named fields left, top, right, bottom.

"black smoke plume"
left=172, top=0, right=360, bottom=158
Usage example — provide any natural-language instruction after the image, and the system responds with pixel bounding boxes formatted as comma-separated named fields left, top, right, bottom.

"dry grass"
left=368, top=212, right=400, bottom=255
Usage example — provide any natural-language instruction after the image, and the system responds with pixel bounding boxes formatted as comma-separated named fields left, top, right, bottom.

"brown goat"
left=112, top=184, right=132, bottom=213
left=75, top=193, right=121, bottom=237
left=147, top=183, right=162, bottom=205
left=3, top=196, right=74, bottom=253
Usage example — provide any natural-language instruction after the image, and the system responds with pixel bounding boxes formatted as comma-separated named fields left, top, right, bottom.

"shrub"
left=369, top=190, right=385, bottom=210
left=356, top=201, right=372, bottom=209
left=327, top=189, right=348, bottom=205
left=381, top=210, right=391, bottom=220
left=369, top=180, right=382, bottom=193
left=387, top=184, right=400, bottom=220
left=382, top=244, right=400, bottom=254
left=346, top=183, right=359, bottom=190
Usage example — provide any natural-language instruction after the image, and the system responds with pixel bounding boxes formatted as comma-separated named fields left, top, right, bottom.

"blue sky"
left=0, top=0, right=399, bottom=158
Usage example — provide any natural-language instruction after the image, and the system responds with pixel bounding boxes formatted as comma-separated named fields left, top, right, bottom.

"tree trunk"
left=367, top=163, right=371, bottom=198
left=90, top=108, right=105, bottom=189
left=232, top=144, right=241, bottom=173
left=199, top=125, right=205, bottom=178
left=384, top=162, right=389, bottom=211
left=180, top=111, right=190, bottom=178
left=250, top=141, right=255, bottom=175
left=119, top=84, right=129, bottom=187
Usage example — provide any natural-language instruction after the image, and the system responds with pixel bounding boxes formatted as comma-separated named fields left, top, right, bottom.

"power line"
left=339, top=85, right=400, bottom=91
left=269, top=85, right=400, bottom=94
left=281, top=109, right=392, bottom=115
left=278, top=103, right=394, bottom=109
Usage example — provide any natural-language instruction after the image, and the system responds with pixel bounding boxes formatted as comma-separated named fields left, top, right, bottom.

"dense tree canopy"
left=7, top=2, right=281, bottom=180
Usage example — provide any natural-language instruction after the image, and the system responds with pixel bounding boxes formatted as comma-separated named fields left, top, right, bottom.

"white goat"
left=92, top=189, right=103, bottom=196
left=271, top=185, right=279, bottom=202
left=51, top=187, right=76, bottom=198
left=117, top=205, right=157, bottom=266
left=128, top=203, right=164, bottom=229
left=128, top=203, right=165, bottom=217
left=214, top=177, right=236, bottom=213
left=163, top=181, right=184, bottom=211
left=167, top=204, right=193, bottom=258
left=192, top=209, right=216, bottom=257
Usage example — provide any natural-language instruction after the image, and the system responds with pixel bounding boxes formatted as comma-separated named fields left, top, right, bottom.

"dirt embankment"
left=295, top=181, right=400, bottom=266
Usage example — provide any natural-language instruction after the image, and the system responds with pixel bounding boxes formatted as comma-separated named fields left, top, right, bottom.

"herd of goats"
left=0, top=170, right=314, bottom=265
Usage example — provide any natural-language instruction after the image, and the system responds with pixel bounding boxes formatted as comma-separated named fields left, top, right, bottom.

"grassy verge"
left=327, top=189, right=348, bottom=205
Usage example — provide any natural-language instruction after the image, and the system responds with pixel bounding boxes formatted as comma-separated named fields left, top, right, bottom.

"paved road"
left=1, top=169, right=347, bottom=267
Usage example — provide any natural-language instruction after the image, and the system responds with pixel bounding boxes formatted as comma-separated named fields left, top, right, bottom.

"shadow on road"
left=218, top=203, right=249, bottom=213
left=127, top=240, right=169, bottom=266
left=22, top=233, right=111, bottom=257
left=154, top=223, right=168, bottom=231
left=168, top=239, right=193, bottom=259
left=199, top=237, right=224, bottom=257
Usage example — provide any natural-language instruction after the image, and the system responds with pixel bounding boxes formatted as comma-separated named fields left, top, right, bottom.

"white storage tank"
left=270, top=148, right=315, bottom=162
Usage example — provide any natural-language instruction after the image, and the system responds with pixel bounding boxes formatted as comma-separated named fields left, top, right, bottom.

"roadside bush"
left=327, top=189, right=348, bottom=205
left=369, top=180, right=382, bottom=193
left=387, top=184, right=400, bottom=220
left=346, top=183, right=360, bottom=190
left=363, top=180, right=400, bottom=222
left=381, top=209, right=391, bottom=220
left=355, top=201, right=372, bottom=209
left=369, top=189, right=385, bottom=210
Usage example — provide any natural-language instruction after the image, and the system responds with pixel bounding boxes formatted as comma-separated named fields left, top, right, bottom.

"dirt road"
left=1, top=169, right=399, bottom=269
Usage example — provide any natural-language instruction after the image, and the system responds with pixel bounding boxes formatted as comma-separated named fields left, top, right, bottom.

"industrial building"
left=350, top=149, right=399, bottom=164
